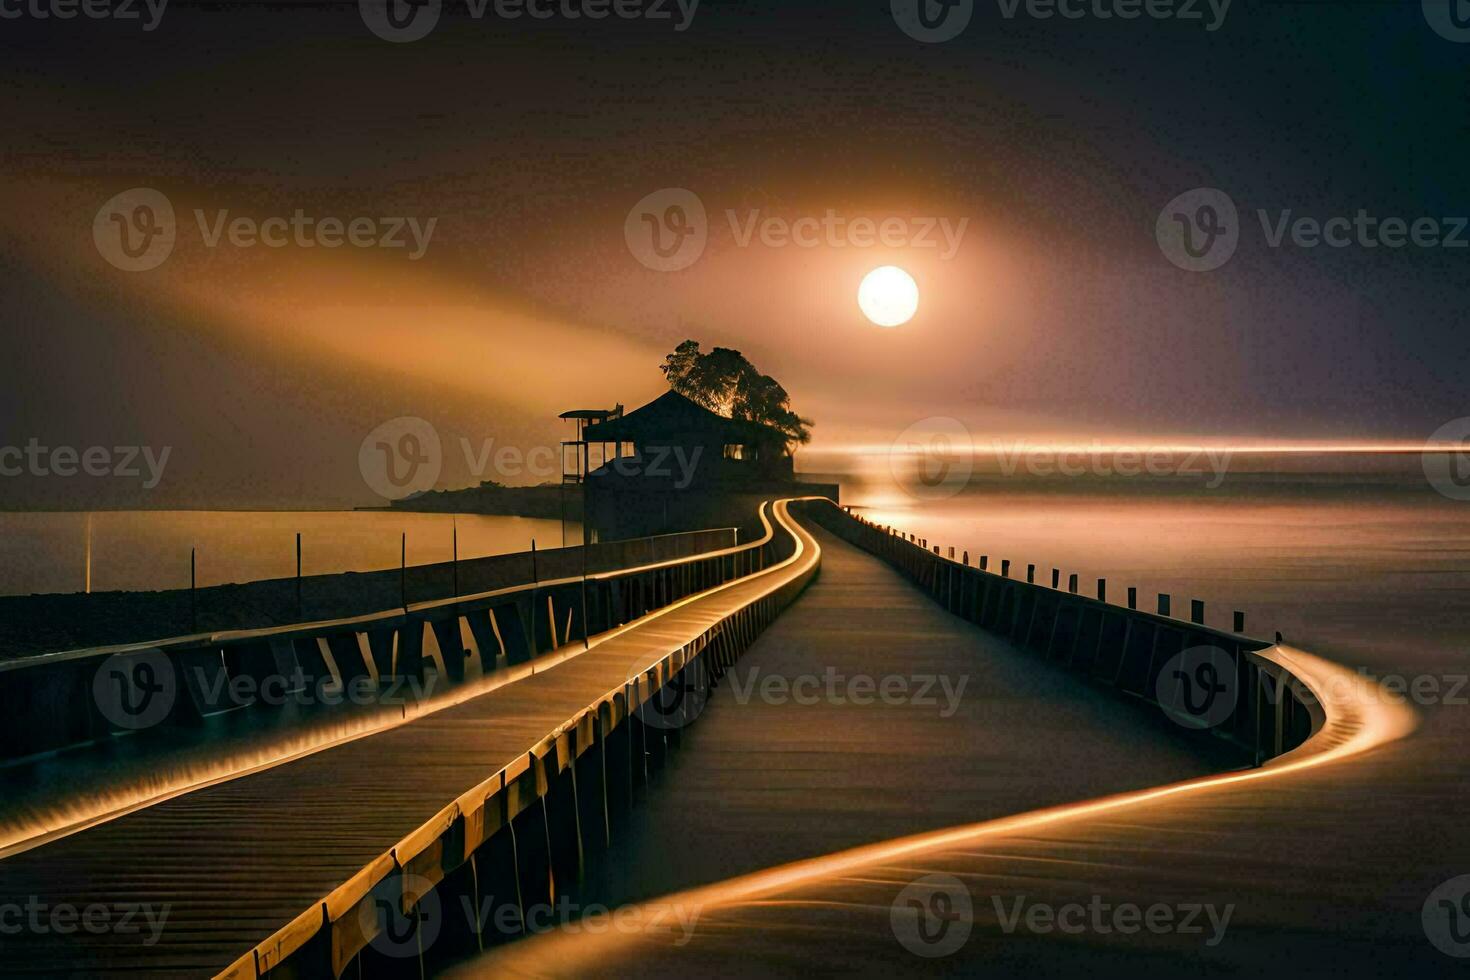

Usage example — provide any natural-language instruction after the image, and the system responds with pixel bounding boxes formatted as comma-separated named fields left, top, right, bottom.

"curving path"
left=454, top=510, right=1429, bottom=979
left=0, top=502, right=816, bottom=977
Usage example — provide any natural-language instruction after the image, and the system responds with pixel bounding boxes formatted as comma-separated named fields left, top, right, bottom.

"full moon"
left=858, top=266, right=919, bottom=327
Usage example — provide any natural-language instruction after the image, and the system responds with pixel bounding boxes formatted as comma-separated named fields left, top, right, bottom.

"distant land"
left=368, top=481, right=580, bottom=521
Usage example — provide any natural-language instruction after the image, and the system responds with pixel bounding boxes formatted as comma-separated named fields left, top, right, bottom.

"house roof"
left=582, top=390, right=780, bottom=445
left=558, top=407, right=619, bottom=421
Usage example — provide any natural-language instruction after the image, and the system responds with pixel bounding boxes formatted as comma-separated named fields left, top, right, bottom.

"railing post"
left=190, top=546, right=197, bottom=633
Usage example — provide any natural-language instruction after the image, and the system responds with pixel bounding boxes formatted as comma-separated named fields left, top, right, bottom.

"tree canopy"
left=660, top=340, right=813, bottom=452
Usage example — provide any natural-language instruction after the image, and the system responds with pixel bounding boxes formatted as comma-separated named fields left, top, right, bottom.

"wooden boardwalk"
left=0, top=502, right=821, bottom=978
left=576, top=520, right=1220, bottom=908
left=459, top=516, right=1435, bottom=979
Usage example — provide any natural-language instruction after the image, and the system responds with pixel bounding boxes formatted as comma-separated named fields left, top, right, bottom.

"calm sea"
left=0, top=511, right=577, bottom=597
left=849, top=469, right=1470, bottom=676
left=452, top=457, right=1470, bottom=975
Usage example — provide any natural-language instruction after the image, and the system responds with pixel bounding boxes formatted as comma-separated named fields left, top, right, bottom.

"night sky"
left=2, top=0, right=1466, bottom=507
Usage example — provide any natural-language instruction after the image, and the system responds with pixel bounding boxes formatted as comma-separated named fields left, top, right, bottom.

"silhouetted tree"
left=660, top=340, right=813, bottom=452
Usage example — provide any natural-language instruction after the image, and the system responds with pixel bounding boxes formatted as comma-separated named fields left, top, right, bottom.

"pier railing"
left=216, top=499, right=820, bottom=980
left=807, top=501, right=1319, bottom=764
left=0, top=524, right=775, bottom=765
